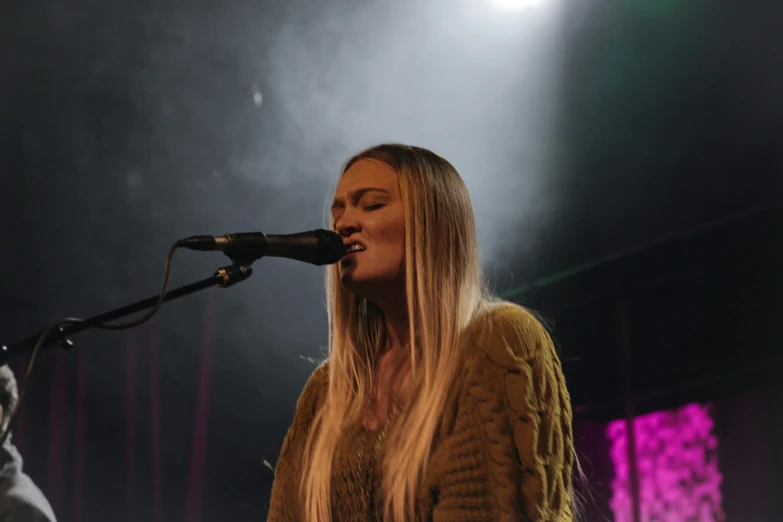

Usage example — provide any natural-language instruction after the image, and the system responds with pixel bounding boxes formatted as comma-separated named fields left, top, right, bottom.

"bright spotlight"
left=489, top=0, right=543, bottom=9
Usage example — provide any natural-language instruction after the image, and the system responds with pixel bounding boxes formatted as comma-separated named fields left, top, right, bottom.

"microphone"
left=177, top=229, right=346, bottom=265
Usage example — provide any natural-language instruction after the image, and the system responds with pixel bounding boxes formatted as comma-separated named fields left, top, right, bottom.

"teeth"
left=346, top=244, right=365, bottom=253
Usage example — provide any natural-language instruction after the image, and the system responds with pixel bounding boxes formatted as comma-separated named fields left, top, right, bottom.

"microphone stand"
left=0, top=263, right=253, bottom=366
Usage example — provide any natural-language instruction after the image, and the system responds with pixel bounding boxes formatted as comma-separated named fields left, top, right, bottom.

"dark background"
left=1, top=0, right=781, bottom=520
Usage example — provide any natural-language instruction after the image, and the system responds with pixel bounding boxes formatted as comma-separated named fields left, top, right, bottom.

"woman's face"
left=331, top=158, right=405, bottom=299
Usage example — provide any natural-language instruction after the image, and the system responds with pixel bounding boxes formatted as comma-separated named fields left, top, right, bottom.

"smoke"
left=247, top=0, right=565, bottom=258
left=0, top=0, right=570, bottom=464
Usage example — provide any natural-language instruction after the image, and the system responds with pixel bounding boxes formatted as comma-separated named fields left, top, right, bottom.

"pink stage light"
left=607, top=403, right=725, bottom=522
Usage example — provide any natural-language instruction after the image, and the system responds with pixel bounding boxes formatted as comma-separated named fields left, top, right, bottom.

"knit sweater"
left=268, top=303, right=574, bottom=521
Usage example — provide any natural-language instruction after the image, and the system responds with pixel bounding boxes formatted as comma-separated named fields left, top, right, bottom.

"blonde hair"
left=301, top=144, right=488, bottom=521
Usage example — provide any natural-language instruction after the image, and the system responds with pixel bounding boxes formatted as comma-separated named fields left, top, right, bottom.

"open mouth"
left=344, top=244, right=366, bottom=254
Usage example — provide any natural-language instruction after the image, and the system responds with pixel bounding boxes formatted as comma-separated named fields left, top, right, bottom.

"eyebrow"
left=330, top=187, right=390, bottom=211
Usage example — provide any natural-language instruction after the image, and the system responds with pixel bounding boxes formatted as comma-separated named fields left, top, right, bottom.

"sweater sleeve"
left=267, top=362, right=329, bottom=522
left=429, top=304, right=574, bottom=522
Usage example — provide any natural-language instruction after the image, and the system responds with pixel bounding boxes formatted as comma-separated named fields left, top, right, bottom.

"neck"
left=384, top=313, right=409, bottom=354
left=369, top=307, right=410, bottom=421
left=369, top=282, right=409, bottom=353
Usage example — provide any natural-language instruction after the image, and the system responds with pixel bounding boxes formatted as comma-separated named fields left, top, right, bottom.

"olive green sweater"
left=268, top=303, right=574, bottom=521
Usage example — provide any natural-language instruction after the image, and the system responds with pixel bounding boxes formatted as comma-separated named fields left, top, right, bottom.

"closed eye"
left=364, top=204, right=384, bottom=211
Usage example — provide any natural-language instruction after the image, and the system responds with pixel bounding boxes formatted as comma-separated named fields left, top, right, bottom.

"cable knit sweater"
left=268, top=303, right=574, bottom=521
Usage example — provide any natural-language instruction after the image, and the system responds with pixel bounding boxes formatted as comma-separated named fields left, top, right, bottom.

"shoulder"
left=302, top=359, right=330, bottom=393
left=447, top=303, right=575, bottom=520
left=0, top=473, right=56, bottom=522
left=1, top=503, right=55, bottom=522
left=294, top=359, right=330, bottom=419
left=276, top=360, right=329, bottom=461
left=463, top=301, right=556, bottom=371
left=298, top=359, right=329, bottom=403
left=457, top=301, right=573, bottom=440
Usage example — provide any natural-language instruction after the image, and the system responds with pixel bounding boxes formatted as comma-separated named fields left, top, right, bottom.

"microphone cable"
left=0, top=241, right=183, bottom=445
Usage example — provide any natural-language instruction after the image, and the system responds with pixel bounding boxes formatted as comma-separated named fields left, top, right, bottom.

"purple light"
left=607, top=403, right=725, bottom=522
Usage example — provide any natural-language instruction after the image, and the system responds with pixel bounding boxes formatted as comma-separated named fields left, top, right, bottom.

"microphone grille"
left=312, top=229, right=346, bottom=265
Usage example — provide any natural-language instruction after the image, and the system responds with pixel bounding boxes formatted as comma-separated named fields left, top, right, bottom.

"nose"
left=334, top=207, right=360, bottom=238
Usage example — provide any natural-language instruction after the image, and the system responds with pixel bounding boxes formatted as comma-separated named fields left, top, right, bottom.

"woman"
left=268, top=144, right=575, bottom=521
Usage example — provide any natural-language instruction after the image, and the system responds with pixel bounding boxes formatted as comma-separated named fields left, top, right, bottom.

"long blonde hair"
left=301, top=144, right=487, bottom=521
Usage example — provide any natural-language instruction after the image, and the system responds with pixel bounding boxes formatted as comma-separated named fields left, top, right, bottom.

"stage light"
left=488, top=0, right=543, bottom=10
left=607, top=403, right=725, bottom=522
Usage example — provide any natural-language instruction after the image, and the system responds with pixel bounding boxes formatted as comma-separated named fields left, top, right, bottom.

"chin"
left=339, top=269, right=403, bottom=302
left=339, top=272, right=367, bottom=295
left=339, top=270, right=378, bottom=298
